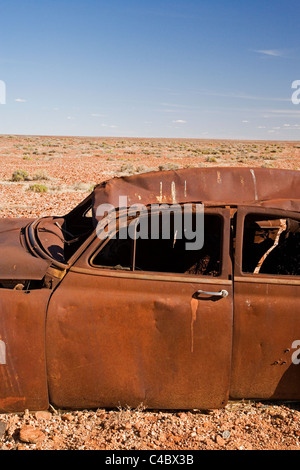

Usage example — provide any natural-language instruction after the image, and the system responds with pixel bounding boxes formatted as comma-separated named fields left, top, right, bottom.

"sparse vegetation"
left=0, top=134, right=298, bottom=221
left=11, top=169, right=30, bottom=182
left=27, top=183, right=48, bottom=193
left=32, top=169, right=49, bottom=181
left=158, top=163, right=180, bottom=171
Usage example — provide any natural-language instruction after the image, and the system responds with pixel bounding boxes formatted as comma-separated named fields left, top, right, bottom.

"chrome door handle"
left=196, top=289, right=229, bottom=298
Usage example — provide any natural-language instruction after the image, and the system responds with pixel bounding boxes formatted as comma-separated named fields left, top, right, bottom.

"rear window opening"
left=242, top=214, right=300, bottom=276
left=92, top=213, right=223, bottom=276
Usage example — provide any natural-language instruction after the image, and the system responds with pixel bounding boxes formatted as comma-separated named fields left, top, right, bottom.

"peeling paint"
left=190, top=298, right=198, bottom=353
left=250, top=169, right=258, bottom=201
left=159, top=182, right=163, bottom=203
left=0, top=340, right=6, bottom=365
left=171, top=181, right=176, bottom=203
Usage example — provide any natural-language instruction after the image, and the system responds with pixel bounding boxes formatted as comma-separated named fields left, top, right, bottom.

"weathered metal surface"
left=230, top=206, right=300, bottom=400
left=230, top=279, right=300, bottom=400
left=0, top=218, right=51, bottom=280
left=92, top=167, right=300, bottom=219
left=0, top=290, right=50, bottom=412
left=46, top=272, right=233, bottom=410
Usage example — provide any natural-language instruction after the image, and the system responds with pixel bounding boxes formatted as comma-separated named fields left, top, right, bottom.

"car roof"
left=92, top=167, right=300, bottom=219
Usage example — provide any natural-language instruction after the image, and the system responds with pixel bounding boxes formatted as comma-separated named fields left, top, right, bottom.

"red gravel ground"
left=0, top=134, right=300, bottom=451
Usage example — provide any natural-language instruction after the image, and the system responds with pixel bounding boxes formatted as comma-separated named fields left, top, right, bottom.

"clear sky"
left=0, top=0, right=300, bottom=140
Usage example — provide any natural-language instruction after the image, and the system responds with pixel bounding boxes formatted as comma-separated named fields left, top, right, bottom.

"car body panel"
left=0, top=289, right=50, bottom=412
left=0, top=167, right=299, bottom=412
left=92, top=167, right=300, bottom=218
left=230, top=206, right=300, bottom=400
left=46, top=205, right=234, bottom=410
left=0, top=218, right=51, bottom=281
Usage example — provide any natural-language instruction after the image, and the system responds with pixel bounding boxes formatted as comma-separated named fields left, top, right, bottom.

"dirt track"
left=0, top=135, right=300, bottom=450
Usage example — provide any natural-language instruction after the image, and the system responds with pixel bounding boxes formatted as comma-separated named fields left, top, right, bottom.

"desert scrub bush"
left=206, top=156, right=217, bottom=163
left=118, top=163, right=135, bottom=174
left=261, top=162, right=275, bottom=168
left=32, top=169, right=49, bottom=180
left=158, top=163, right=180, bottom=171
left=11, top=169, right=30, bottom=182
left=134, top=165, right=150, bottom=174
left=261, top=155, right=277, bottom=161
left=72, top=182, right=94, bottom=192
left=27, top=183, right=48, bottom=193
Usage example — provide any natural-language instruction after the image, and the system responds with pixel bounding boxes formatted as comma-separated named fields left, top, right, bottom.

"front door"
left=230, top=206, right=300, bottom=400
left=46, top=207, right=233, bottom=410
left=0, top=290, right=50, bottom=412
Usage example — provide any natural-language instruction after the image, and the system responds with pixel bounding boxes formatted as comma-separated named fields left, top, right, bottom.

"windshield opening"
left=35, top=194, right=95, bottom=263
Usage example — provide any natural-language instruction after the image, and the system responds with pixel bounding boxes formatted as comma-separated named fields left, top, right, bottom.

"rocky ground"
left=0, top=134, right=300, bottom=451
left=1, top=401, right=300, bottom=450
left=0, top=135, right=299, bottom=219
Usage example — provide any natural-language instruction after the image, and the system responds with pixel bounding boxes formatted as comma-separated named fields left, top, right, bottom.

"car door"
left=45, top=206, right=233, bottom=410
left=0, top=290, right=50, bottom=412
left=230, top=206, right=300, bottom=400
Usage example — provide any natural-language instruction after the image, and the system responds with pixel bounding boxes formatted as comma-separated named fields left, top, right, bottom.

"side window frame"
left=235, top=206, right=300, bottom=279
left=84, top=206, right=232, bottom=280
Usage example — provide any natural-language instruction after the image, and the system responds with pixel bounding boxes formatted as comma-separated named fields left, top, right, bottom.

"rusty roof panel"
left=93, top=167, right=300, bottom=218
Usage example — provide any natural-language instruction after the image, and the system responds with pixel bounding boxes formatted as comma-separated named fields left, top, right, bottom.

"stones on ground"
left=35, top=411, right=52, bottom=420
left=215, top=434, right=225, bottom=446
left=19, top=425, right=45, bottom=444
left=62, top=413, right=75, bottom=422
left=0, top=421, right=7, bottom=438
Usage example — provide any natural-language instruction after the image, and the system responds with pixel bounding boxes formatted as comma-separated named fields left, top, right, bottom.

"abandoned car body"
left=0, top=166, right=299, bottom=412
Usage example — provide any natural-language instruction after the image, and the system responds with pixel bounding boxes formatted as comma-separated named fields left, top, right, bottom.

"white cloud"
left=196, top=90, right=290, bottom=102
left=101, top=123, right=117, bottom=128
left=253, top=49, right=284, bottom=57
left=172, top=119, right=186, bottom=123
left=15, top=98, right=27, bottom=102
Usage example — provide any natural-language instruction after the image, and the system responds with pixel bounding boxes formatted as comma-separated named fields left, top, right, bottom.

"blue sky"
left=0, top=0, right=300, bottom=140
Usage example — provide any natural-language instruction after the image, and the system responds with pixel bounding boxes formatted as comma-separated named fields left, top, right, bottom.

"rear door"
left=230, top=206, right=300, bottom=400
left=46, top=207, right=234, bottom=410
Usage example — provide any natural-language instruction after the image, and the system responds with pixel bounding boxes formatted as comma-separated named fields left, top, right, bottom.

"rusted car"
left=0, top=167, right=299, bottom=413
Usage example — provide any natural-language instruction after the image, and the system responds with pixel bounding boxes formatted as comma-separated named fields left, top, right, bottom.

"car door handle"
left=195, top=289, right=229, bottom=298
